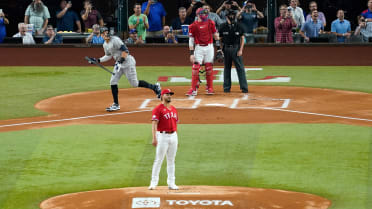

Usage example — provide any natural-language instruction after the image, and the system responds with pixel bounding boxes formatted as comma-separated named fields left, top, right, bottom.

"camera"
left=195, top=0, right=201, bottom=2
left=247, top=5, right=252, bottom=9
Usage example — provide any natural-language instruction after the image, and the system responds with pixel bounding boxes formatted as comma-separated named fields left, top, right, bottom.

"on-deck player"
left=149, top=89, right=179, bottom=190
left=89, top=27, right=161, bottom=112
left=186, top=8, right=222, bottom=96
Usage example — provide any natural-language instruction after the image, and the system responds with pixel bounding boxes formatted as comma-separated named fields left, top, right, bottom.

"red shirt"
left=189, top=19, right=216, bottom=45
left=152, top=104, right=178, bottom=132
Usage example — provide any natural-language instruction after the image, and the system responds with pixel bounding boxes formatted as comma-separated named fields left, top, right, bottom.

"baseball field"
left=0, top=65, right=372, bottom=209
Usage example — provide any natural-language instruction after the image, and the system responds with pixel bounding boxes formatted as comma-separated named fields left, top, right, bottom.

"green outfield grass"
left=0, top=124, right=371, bottom=209
left=1, top=66, right=372, bottom=120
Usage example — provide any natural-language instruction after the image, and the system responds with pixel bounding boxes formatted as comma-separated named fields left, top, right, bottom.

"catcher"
left=186, top=8, right=223, bottom=96
left=88, top=27, right=161, bottom=112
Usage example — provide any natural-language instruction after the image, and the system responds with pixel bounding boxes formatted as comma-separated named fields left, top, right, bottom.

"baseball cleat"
left=106, top=103, right=120, bottom=112
left=185, top=88, right=197, bottom=96
left=206, top=88, right=215, bottom=95
left=168, top=184, right=179, bottom=190
left=155, top=82, right=161, bottom=99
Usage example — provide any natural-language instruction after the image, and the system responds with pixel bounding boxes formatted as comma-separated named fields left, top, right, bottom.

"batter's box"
left=139, top=98, right=202, bottom=109
left=230, top=98, right=291, bottom=109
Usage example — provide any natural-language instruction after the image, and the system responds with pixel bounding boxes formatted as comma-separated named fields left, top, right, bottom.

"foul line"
left=0, top=107, right=371, bottom=129
left=0, top=110, right=151, bottom=128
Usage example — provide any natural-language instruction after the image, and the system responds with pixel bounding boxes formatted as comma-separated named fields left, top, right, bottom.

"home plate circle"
left=39, top=186, right=331, bottom=209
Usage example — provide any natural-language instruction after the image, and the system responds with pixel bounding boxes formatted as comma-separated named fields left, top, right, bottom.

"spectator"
left=0, top=9, right=9, bottom=43
left=13, top=23, right=35, bottom=44
left=172, top=7, right=193, bottom=34
left=306, top=1, right=326, bottom=27
left=275, top=4, right=297, bottom=43
left=237, top=0, right=264, bottom=34
left=162, top=25, right=178, bottom=44
left=24, top=0, right=50, bottom=35
left=202, top=4, right=223, bottom=28
left=81, top=0, right=104, bottom=30
left=361, top=0, right=372, bottom=22
left=56, top=0, right=82, bottom=32
left=355, top=16, right=372, bottom=42
left=129, top=3, right=149, bottom=42
left=288, top=0, right=305, bottom=29
left=300, top=10, right=324, bottom=42
left=217, top=1, right=241, bottom=23
left=142, top=0, right=166, bottom=37
left=186, top=0, right=206, bottom=20
left=125, top=29, right=144, bottom=44
left=85, top=24, right=104, bottom=44
left=331, top=10, right=351, bottom=43
left=43, top=25, right=63, bottom=44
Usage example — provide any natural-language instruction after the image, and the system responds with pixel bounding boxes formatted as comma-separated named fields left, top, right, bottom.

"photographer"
left=275, top=4, right=297, bottom=43
left=218, top=10, right=248, bottom=94
left=81, top=0, right=104, bottom=29
left=186, top=0, right=206, bottom=20
left=217, top=0, right=241, bottom=23
left=237, top=0, right=264, bottom=34
left=162, top=25, right=178, bottom=44
left=355, top=16, right=372, bottom=42
left=142, top=0, right=167, bottom=37
left=56, top=0, right=81, bottom=32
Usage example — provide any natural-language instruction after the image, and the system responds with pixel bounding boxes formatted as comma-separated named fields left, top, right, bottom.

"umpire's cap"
left=161, top=89, right=174, bottom=96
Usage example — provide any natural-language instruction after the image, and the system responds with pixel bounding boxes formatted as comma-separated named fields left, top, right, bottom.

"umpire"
left=218, top=10, right=248, bottom=93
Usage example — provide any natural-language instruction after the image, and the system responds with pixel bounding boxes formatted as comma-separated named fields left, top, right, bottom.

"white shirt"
left=13, top=32, right=36, bottom=45
left=101, top=36, right=127, bottom=62
left=288, top=6, right=305, bottom=28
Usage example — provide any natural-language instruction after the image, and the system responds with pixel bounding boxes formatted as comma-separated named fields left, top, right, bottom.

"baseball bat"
left=85, top=56, right=115, bottom=75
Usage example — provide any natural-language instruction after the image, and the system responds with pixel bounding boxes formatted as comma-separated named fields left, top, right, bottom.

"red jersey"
left=189, top=19, right=217, bottom=45
left=152, top=104, right=178, bottom=132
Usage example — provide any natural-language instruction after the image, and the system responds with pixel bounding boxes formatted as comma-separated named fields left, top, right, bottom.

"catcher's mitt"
left=215, top=50, right=224, bottom=63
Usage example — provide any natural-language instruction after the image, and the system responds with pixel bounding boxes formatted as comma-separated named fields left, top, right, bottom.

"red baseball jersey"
left=189, top=19, right=217, bottom=45
left=152, top=104, right=178, bottom=132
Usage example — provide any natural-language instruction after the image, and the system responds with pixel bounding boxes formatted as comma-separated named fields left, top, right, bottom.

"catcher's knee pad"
left=205, top=63, right=213, bottom=75
left=192, top=62, right=201, bottom=76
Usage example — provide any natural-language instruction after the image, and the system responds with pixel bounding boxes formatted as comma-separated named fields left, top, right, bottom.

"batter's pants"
left=150, top=131, right=178, bottom=186
left=110, top=55, right=139, bottom=87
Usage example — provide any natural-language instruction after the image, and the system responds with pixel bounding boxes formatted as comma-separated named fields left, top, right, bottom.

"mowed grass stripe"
left=0, top=124, right=371, bottom=209
left=367, top=129, right=372, bottom=209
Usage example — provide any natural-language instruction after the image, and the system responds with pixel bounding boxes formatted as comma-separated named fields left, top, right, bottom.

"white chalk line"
left=0, top=110, right=151, bottom=128
left=1, top=105, right=371, bottom=129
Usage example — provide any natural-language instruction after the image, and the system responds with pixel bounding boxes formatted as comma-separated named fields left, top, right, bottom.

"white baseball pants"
left=194, top=44, right=214, bottom=64
left=150, top=131, right=178, bottom=186
left=110, top=55, right=139, bottom=87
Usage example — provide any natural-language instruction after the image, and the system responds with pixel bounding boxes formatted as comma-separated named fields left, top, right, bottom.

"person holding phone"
left=81, top=0, right=104, bottom=29
left=56, top=0, right=82, bottom=32
left=288, top=0, right=304, bottom=29
left=237, top=0, right=264, bottom=34
left=24, top=0, right=50, bottom=35
left=142, top=0, right=167, bottom=37
left=217, top=0, right=240, bottom=23
left=0, top=9, right=9, bottom=43
left=274, top=4, right=297, bottom=43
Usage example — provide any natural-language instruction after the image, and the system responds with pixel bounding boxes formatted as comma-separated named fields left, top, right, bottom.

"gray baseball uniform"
left=99, top=36, right=139, bottom=87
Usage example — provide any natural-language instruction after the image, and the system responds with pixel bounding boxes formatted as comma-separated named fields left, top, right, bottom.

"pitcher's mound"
left=40, top=186, right=331, bottom=209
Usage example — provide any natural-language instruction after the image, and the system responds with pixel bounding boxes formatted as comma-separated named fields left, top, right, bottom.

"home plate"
left=204, top=103, right=226, bottom=107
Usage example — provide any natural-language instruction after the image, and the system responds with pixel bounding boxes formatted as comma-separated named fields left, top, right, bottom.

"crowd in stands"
left=0, top=0, right=372, bottom=44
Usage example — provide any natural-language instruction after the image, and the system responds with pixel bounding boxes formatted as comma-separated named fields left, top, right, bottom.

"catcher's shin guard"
left=205, top=63, right=214, bottom=91
left=191, top=62, right=201, bottom=90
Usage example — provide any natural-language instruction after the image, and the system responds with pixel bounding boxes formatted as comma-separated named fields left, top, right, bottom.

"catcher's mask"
left=197, top=8, right=209, bottom=22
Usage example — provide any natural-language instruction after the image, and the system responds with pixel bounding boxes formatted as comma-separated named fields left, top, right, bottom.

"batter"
left=89, top=27, right=161, bottom=112
left=149, top=89, right=179, bottom=190
left=187, top=8, right=221, bottom=96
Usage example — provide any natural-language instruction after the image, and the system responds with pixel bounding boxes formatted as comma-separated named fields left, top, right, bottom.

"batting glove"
left=88, top=57, right=99, bottom=64
left=117, top=57, right=125, bottom=64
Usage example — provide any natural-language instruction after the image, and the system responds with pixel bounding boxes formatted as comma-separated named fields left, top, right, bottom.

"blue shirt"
left=240, top=11, right=259, bottom=33
left=42, top=34, right=63, bottom=44
left=0, top=18, right=6, bottom=43
left=141, top=2, right=166, bottom=32
left=331, top=19, right=351, bottom=42
left=91, top=35, right=104, bottom=44
left=361, top=9, right=372, bottom=19
left=56, top=10, right=79, bottom=31
left=301, top=19, right=324, bottom=38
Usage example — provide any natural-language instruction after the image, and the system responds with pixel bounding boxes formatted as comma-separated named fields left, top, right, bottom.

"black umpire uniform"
left=218, top=11, right=248, bottom=93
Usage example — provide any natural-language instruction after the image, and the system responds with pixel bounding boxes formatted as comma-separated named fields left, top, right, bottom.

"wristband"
left=190, top=50, right=194, bottom=55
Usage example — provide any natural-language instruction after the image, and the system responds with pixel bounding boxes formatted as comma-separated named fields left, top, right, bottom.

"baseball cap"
left=161, top=89, right=174, bottom=96
left=129, top=29, right=137, bottom=34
